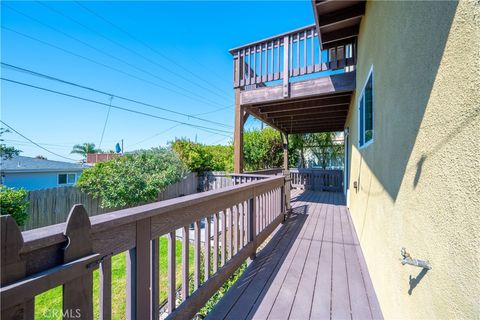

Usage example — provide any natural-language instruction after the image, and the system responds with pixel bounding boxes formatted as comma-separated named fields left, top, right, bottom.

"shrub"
left=76, top=148, right=187, bottom=208
left=0, top=186, right=29, bottom=226
left=171, top=139, right=233, bottom=172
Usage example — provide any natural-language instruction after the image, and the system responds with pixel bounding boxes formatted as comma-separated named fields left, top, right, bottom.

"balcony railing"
left=231, top=24, right=356, bottom=91
left=0, top=173, right=287, bottom=320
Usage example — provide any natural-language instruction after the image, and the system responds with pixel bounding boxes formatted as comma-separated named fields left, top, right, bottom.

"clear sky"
left=1, top=1, right=315, bottom=162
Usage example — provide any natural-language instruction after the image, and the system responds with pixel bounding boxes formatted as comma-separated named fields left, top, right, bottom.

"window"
left=58, top=173, right=76, bottom=185
left=358, top=66, right=374, bottom=148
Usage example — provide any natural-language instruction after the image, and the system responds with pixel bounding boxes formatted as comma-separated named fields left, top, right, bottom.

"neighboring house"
left=231, top=1, right=478, bottom=319
left=0, top=156, right=88, bottom=190
left=86, top=153, right=121, bottom=165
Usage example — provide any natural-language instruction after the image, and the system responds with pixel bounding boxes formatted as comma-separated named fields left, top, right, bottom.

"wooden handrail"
left=1, top=174, right=287, bottom=320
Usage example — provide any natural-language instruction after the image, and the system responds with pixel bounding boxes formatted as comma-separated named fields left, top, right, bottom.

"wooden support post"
left=233, top=88, right=244, bottom=173
left=63, top=205, right=94, bottom=320
left=1, top=215, right=33, bottom=320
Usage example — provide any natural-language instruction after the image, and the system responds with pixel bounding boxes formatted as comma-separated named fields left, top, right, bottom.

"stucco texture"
left=344, top=1, right=480, bottom=319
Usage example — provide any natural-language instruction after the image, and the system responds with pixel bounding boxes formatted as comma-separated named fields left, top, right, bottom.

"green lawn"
left=35, top=236, right=194, bottom=320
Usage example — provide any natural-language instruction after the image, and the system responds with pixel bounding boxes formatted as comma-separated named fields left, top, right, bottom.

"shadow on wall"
left=408, top=268, right=429, bottom=295
left=354, top=1, right=459, bottom=201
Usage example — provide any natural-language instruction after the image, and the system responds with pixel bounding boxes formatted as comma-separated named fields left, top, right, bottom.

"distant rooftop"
left=1, top=156, right=89, bottom=173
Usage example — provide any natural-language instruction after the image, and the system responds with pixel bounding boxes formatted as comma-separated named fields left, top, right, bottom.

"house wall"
left=2, top=171, right=83, bottom=190
left=345, top=1, right=479, bottom=319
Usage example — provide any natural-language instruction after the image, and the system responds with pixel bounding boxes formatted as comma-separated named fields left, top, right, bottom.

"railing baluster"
left=182, top=226, right=189, bottom=301
left=100, top=257, right=112, bottom=320
left=227, top=208, right=233, bottom=260
left=168, top=231, right=176, bottom=313
left=151, top=238, right=159, bottom=320
left=233, top=205, right=239, bottom=254
left=247, top=196, right=257, bottom=263
left=302, top=30, right=307, bottom=74
left=221, top=210, right=226, bottom=266
left=204, top=216, right=211, bottom=282
left=194, top=220, right=201, bottom=290
left=213, top=213, right=219, bottom=273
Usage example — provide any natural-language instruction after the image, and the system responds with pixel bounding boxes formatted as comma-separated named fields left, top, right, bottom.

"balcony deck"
left=207, top=189, right=383, bottom=320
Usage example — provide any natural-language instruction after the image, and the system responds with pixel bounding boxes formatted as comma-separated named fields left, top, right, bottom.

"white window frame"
left=58, top=173, right=76, bottom=186
left=358, top=65, right=374, bottom=149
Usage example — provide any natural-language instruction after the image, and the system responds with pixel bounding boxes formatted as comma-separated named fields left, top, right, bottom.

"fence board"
left=23, top=173, right=198, bottom=230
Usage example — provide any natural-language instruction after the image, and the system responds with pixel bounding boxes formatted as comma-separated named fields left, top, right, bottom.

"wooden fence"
left=0, top=173, right=286, bottom=320
left=290, top=168, right=343, bottom=192
left=23, top=172, right=198, bottom=230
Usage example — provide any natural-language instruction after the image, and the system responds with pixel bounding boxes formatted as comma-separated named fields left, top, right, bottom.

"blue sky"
left=1, top=1, right=314, bottom=161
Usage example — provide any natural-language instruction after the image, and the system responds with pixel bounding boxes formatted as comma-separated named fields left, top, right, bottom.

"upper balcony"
left=230, top=0, right=365, bottom=134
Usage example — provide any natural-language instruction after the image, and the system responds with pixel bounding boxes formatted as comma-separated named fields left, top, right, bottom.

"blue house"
left=1, top=156, right=89, bottom=190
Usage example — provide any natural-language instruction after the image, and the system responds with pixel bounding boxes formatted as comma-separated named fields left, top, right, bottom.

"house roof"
left=1, top=156, right=89, bottom=173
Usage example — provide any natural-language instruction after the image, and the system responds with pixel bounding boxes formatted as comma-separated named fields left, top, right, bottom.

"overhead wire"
left=1, top=26, right=227, bottom=110
left=3, top=5, right=228, bottom=108
left=0, top=120, right=80, bottom=161
left=37, top=1, right=232, bottom=103
left=74, top=1, right=230, bottom=98
left=1, top=63, right=232, bottom=129
left=1, top=77, right=232, bottom=137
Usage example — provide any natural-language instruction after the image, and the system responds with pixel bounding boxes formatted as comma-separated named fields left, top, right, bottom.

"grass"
left=34, top=236, right=194, bottom=320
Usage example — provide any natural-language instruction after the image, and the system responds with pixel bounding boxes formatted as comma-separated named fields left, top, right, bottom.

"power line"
left=126, top=124, right=182, bottom=149
left=1, top=63, right=232, bottom=129
left=75, top=1, right=230, bottom=97
left=37, top=1, right=232, bottom=102
left=0, top=120, right=80, bottom=161
left=3, top=5, right=229, bottom=108
left=1, top=77, right=232, bottom=137
left=1, top=26, right=227, bottom=110
left=98, top=96, right=113, bottom=148
left=194, top=106, right=232, bottom=116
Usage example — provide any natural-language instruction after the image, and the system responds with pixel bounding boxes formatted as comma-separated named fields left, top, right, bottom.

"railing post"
left=63, top=205, right=94, bottom=320
left=247, top=195, right=256, bottom=264
left=283, top=35, right=290, bottom=98
left=1, top=215, right=34, bottom=319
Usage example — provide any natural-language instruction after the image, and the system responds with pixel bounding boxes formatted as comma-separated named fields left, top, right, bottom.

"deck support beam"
left=234, top=88, right=244, bottom=173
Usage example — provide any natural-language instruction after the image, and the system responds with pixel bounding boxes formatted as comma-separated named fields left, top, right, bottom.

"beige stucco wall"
left=345, top=1, right=480, bottom=319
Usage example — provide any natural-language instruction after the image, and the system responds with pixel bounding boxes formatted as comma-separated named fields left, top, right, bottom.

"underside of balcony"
left=241, top=72, right=355, bottom=134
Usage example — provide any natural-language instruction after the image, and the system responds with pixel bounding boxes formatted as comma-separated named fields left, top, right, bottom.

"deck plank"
left=310, top=193, right=335, bottom=319
left=207, top=190, right=382, bottom=320
left=267, top=192, right=323, bottom=319
left=289, top=192, right=328, bottom=319
left=206, top=191, right=314, bottom=319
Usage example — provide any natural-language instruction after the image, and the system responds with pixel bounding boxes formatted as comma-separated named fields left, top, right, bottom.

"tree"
left=0, top=186, right=29, bottom=226
left=171, top=139, right=233, bottom=172
left=0, top=128, right=21, bottom=160
left=76, top=148, right=187, bottom=208
left=70, top=143, right=101, bottom=158
left=289, top=132, right=344, bottom=169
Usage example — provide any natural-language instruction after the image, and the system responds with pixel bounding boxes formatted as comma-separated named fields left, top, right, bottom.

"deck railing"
left=290, top=168, right=343, bottom=192
left=230, top=24, right=356, bottom=91
left=0, top=174, right=286, bottom=320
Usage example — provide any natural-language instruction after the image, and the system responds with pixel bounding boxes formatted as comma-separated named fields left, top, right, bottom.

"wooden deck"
left=207, top=190, right=383, bottom=320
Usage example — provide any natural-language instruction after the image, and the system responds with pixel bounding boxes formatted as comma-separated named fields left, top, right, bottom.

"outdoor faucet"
left=400, top=247, right=431, bottom=270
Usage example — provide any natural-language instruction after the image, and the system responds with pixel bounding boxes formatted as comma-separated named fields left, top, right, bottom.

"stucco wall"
left=3, top=171, right=82, bottom=190
left=345, top=1, right=479, bottom=319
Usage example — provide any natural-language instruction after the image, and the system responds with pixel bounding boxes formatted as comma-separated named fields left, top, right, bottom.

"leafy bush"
left=76, top=148, right=187, bottom=208
left=171, top=139, right=233, bottom=172
left=0, top=186, right=29, bottom=226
